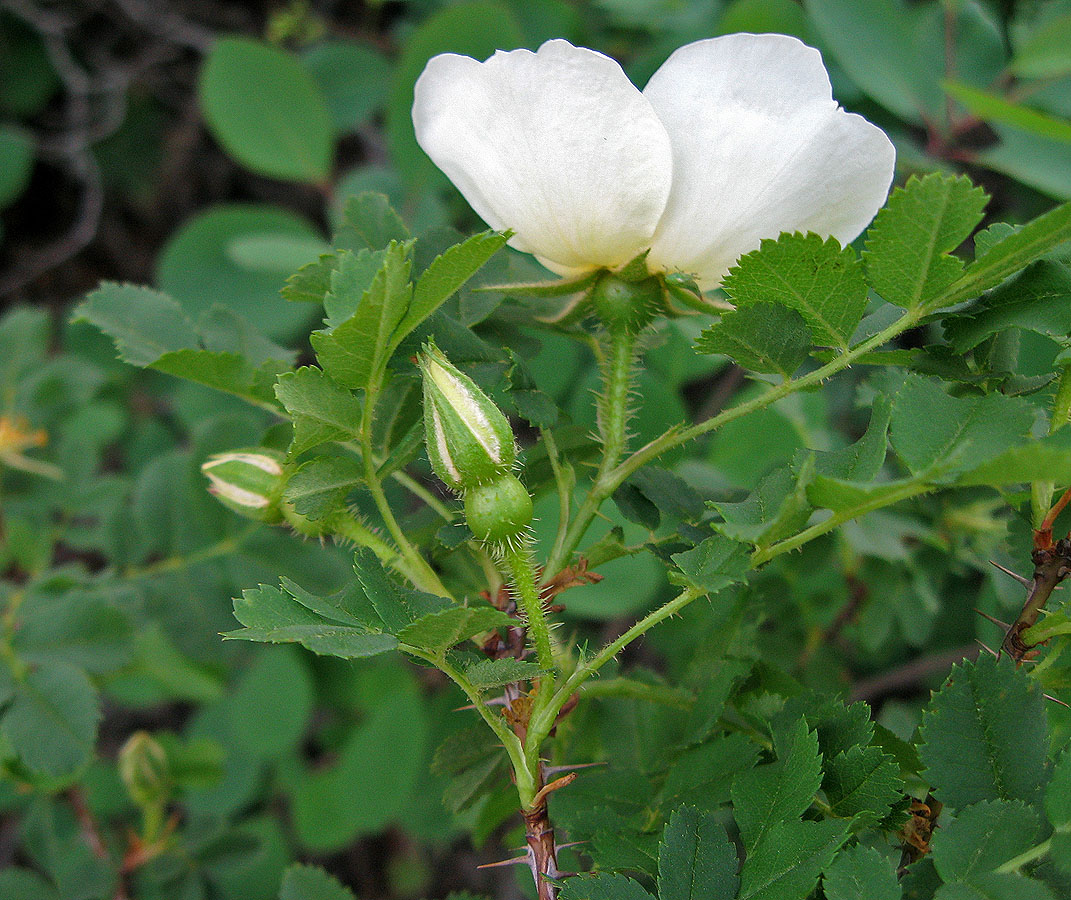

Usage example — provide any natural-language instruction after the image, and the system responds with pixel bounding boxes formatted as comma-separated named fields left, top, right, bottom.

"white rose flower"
left=412, top=34, right=895, bottom=290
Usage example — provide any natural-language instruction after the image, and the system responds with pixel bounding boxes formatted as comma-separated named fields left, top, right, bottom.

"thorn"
left=454, top=696, right=508, bottom=711
left=555, top=841, right=587, bottom=852
left=543, top=761, right=606, bottom=777
left=1044, top=693, right=1071, bottom=709
left=477, top=853, right=532, bottom=870
left=974, top=608, right=1011, bottom=630
left=975, top=639, right=999, bottom=658
left=989, top=560, right=1032, bottom=587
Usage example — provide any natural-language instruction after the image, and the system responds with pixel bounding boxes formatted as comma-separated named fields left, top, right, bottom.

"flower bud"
left=118, top=731, right=171, bottom=810
left=464, top=472, right=533, bottom=546
left=419, top=343, right=516, bottom=492
left=201, top=448, right=286, bottom=523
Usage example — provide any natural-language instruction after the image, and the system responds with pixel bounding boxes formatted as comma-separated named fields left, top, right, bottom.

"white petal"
left=413, top=39, right=673, bottom=275
left=643, top=34, right=896, bottom=289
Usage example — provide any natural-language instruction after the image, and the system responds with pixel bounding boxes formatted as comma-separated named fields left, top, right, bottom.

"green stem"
left=360, top=388, right=448, bottom=597
left=527, top=586, right=704, bottom=749
left=545, top=310, right=921, bottom=577
left=502, top=546, right=556, bottom=675
left=995, top=837, right=1052, bottom=874
left=404, top=645, right=535, bottom=804
left=326, top=510, right=431, bottom=587
left=751, top=479, right=935, bottom=566
left=544, top=327, right=636, bottom=575
left=542, top=428, right=573, bottom=570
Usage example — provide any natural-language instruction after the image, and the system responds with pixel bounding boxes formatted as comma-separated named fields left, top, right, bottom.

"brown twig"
left=850, top=644, right=979, bottom=702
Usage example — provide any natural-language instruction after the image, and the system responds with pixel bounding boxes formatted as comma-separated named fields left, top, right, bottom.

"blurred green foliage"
left=2, top=1, right=1071, bottom=899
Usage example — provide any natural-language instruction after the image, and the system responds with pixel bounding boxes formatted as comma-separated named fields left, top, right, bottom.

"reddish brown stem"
left=524, top=796, right=561, bottom=900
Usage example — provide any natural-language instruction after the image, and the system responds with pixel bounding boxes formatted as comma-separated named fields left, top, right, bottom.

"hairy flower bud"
left=419, top=343, right=516, bottom=491
left=118, top=731, right=171, bottom=810
left=201, top=448, right=286, bottom=523
left=464, top=472, right=533, bottom=546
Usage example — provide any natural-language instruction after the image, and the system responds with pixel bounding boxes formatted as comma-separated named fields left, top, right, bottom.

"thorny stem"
left=503, top=546, right=556, bottom=677
left=545, top=310, right=922, bottom=578
left=544, top=326, right=637, bottom=576
left=325, top=510, right=429, bottom=587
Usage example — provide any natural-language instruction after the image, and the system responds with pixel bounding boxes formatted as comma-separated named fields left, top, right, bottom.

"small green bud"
left=591, top=271, right=662, bottom=334
left=118, top=731, right=171, bottom=810
left=420, top=343, right=516, bottom=491
left=201, top=448, right=286, bottom=523
left=464, top=473, right=533, bottom=546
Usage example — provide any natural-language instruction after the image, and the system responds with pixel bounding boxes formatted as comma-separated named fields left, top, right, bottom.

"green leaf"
left=944, top=260, right=1071, bottom=351
left=0, top=869, right=60, bottom=900
left=301, top=40, right=390, bottom=133
left=931, top=800, right=1039, bottom=882
left=811, top=395, right=892, bottom=481
left=731, top=719, right=823, bottom=854
left=283, top=253, right=338, bottom=304
left=864, top=173, right=988, bottom=311
left=74, top=283, right=288, bottom=406
left=225, top=623, right=399, bottom=659
left=279, top=863, right=356, bottom=900
left=338, top=192, right=409, bottom=251
left=74, top=283, right=199, bottom=367
left=956, top=429, right=1071, bottom=487
left=200, top=37, right=333, bottom=183
left=1010, top=12, right=1071, bottom=79
left=13, top=593, right=133, bottom=674
left=671, top=533, right=752, bottom=595
left=560, top=874, right=655, bottom=900
left=919, top=655, right=1048, bottom=808
left=397, top=606, right=513, bottom=656
left=228, top=582, right=399, bottom=658
left=352, top=548, right=451, bottom=632
left=695, top=302, right=811, bottom=378
left=823, top=745, right=903, bottom=826
left=889, top=375, right=1034, bottom=477
left=284, top=456, right=363, bottom=520
left=658, top=806, right=740, bottom=900
left=943, top=81, right=1071, bottom=144
left=230, top=647, right=313, bottom=760
left=395, top=230, right=508, bottom=347
left=1046, top=746, right=1071, bottom=829
left=823, top=845, right=901, bottom=900
left=1, top=663, right=99, bottom=777
left=933, top=873, right=1058, bottom=900
left=461, top=657, right=544, bottom=689
left=311, top=242, right=413, bottom=391
left=274, top=367, right=363, bottom=457
left=807, top=0, right=942, bottom=124
left=290, top=671, right=427, bottom=849
left=280, top=578, right=380, bottom=629
left=737, top=819, right=849, bottom=900
left=722, top=233, right=868, bottom=350
left=710, top=462, right=814, bottom=548
left=321, top=247, right=389, bottom=326
left=944, top=200, right=1071, bottom=305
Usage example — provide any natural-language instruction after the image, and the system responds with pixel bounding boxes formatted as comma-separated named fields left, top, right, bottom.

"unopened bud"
left=118, top=731, right=171, bottom=809
left=419, top=343, right=516, bottom=492
left=201, top=448, right=286, bottom=523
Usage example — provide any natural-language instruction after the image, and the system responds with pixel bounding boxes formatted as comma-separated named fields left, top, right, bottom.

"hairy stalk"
left=545, top=310, right=921, bottom=577
left=544, top=327, right=637, bottom=576
left=502, top=545, right=557, bottom=681
left=326, top=509, right=428, bottom=587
